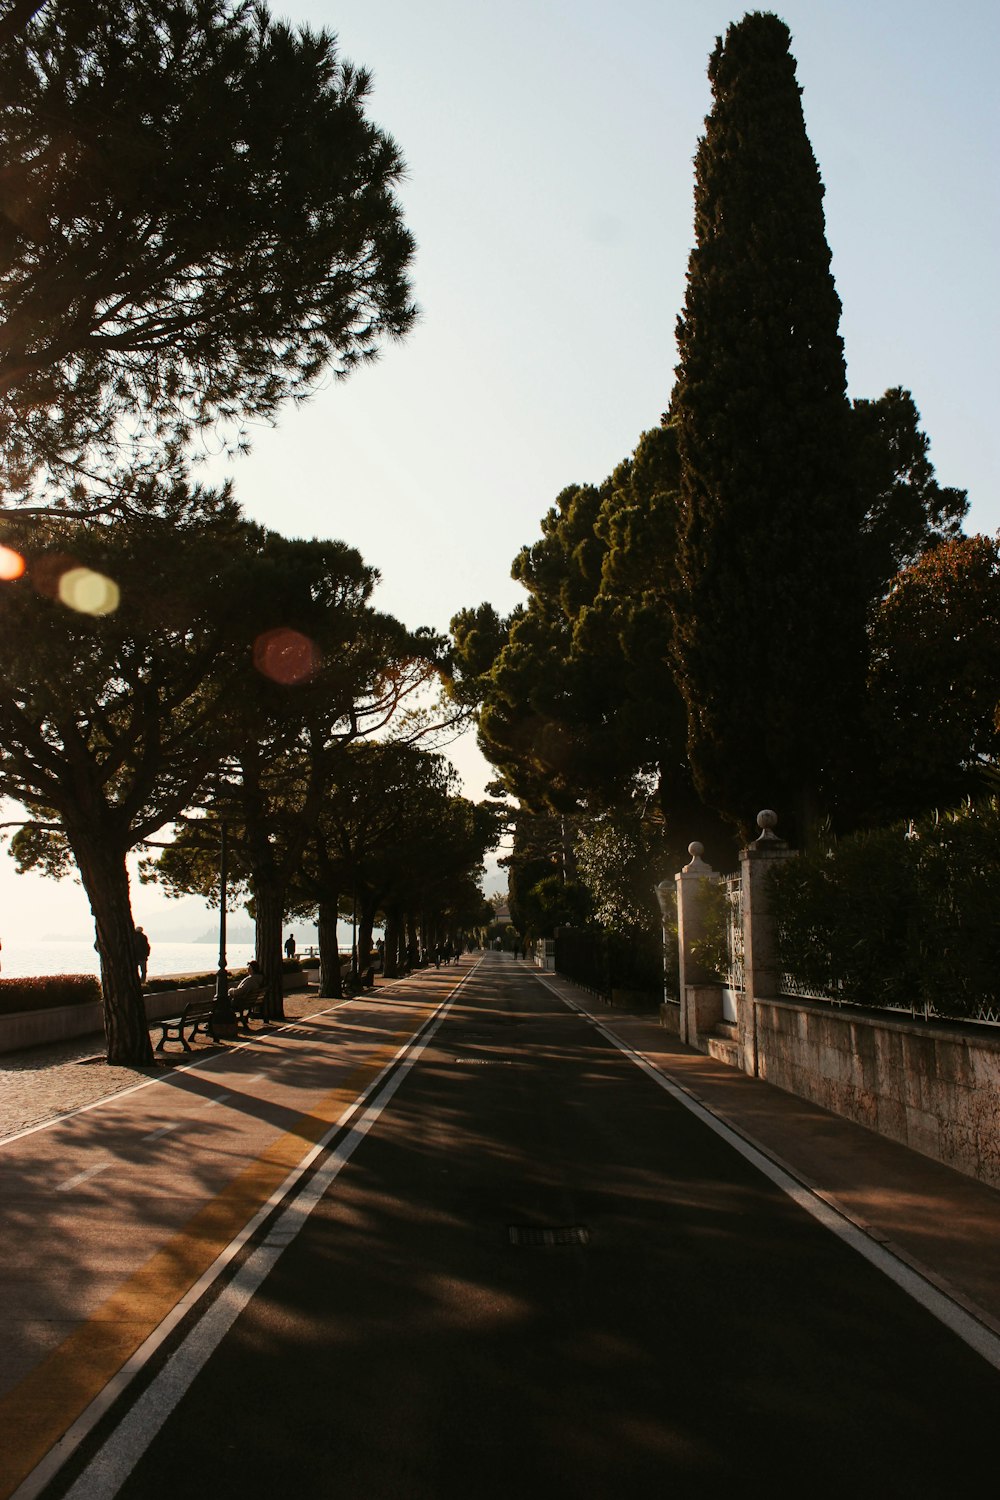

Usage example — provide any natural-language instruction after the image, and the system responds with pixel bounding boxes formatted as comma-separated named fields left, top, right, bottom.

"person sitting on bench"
left=233, top=959, right=264, bottom=1003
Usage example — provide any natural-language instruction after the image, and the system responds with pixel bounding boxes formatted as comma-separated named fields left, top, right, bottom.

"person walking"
left=134, top=926, right=150, bottom=983
left=284, top=933, right=296, bottom=959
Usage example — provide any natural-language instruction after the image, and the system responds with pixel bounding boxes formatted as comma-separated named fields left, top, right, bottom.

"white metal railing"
left=724, top=874, right=744, bottom=994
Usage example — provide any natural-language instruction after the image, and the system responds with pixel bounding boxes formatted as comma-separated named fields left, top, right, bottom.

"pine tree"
left=0, top=1, right=416, bottom=506
left=670, top=12, right=866, bottom=841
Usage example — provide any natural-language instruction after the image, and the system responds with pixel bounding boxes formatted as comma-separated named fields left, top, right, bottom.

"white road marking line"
left=38, top=962, right=485, bottom=1500
left=540, top=974, right=1000, bottom=1374
left=56, top=1163, right=111, bottom=1193
left=200, top=1094, right=231, bottom=1110
left=141, top=1124, right=180, bottom=1142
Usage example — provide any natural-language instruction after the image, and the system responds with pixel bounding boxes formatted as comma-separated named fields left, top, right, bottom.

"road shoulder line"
left=535, top=970, right=1000, bottom=1372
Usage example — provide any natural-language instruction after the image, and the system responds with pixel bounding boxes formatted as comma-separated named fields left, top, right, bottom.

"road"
left=4, top=953, right=999, bottom=1498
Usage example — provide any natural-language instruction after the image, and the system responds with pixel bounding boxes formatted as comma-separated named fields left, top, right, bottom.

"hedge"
left=0, top=975, right=102, bottom=1015
left=143, top=972, right=219, bottom=994
left=771, top=799, right=1000, bottom=1020
left=0, top=958, right=308, bottom=1009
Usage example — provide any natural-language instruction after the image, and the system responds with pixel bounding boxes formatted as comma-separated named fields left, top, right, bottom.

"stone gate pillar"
left=674, top=842, right=720, bottom=1047
left=739, top=810, right=797, bottom=1075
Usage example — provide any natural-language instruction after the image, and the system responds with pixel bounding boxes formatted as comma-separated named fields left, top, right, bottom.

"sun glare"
left=0, top=545, right=26, bottom=580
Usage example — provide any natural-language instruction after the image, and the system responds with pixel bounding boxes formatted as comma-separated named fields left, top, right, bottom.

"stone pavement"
left=4, top=960, right=1000, bottom=1340
left=0, top=987, right=326, bottom=1141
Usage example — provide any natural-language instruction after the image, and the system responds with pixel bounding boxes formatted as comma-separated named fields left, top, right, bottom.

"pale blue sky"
left=3, top=0, right=997, bottom=937
left=222, top=0, right=999, bottom=634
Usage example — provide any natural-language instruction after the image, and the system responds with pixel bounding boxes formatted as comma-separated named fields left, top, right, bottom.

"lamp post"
left=350, top=886, right=358, bottom=988
left=212, top=821, right=238, bottom=1037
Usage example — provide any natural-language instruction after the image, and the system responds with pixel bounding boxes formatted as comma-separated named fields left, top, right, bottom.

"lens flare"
left=58, top=567, right=120, bottom=616
left=0, top=545, right=25, bottom=580
left=253, top=627, right=321, bottom=685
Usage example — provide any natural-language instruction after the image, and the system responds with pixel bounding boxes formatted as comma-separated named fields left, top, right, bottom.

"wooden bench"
left=231, top=990, right=269, bottom=1030
left=155, top=997, right=219, bottom=1052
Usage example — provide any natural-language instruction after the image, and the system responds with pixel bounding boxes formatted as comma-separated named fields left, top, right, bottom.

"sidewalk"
left=0, top=986, right=329, bottom=1141
left=536, top=969, right=1000, bottom=1338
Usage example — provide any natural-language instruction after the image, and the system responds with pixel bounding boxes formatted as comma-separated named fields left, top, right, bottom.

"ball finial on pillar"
left=756, top=809, right=778, bottom=841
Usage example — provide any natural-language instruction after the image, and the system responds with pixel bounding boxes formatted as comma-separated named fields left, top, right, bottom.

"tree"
left=0, top=508, right=414, bottom=1058
left=451, top=425, right=733, bottom=866
left=868, top=534, right=1000, bottom=819
left=0, top=500, right=259, bottom=1061
left=144, top=602, right=440, bottom=1019
left=669, top=12, right=866, bottom=842
left=0, top=0, right=416, bottom=505
left=289, top=742, right=460, bottom=986
left=854, top=386, right=968, bottom=600
left=303, top=742, right=500, bottom=973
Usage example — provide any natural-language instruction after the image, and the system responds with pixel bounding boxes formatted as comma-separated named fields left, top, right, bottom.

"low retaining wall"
left=756, top=995, right=1000, bottom=1190
left=0, top=972, right=308, bottom=1055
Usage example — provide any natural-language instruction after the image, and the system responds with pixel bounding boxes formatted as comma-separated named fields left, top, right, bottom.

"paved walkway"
left=0, top=987, right=326, bottom=1140
left=4, top=960, right=1000, bottom=1340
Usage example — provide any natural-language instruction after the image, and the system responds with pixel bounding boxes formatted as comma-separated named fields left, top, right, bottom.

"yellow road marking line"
left=0, top=1004, right=435, bottom=1500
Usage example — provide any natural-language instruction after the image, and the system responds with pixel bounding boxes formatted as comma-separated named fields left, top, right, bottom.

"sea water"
left=0, top=939, right=260, bottom=981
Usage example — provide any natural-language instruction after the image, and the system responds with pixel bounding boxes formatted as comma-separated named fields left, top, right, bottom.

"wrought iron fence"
left=554, top=927, right=610, bottom=1001
left=554, top=926, right=668, bottom=1006
left=778, top=959, right=1000, bottom=1028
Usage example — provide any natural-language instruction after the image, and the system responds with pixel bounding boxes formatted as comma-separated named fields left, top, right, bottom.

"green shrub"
left=0, top=975, right=101, bottom=1015
left=688, top=877, right=730, bottom=981
left=771, top=799, right=1000, bottom=1019
left=143, top=972, right=218, bottom=993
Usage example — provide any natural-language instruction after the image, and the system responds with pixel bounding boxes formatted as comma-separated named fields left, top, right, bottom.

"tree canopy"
left=0, top=508, right=424, bottom=1055
left=0, top=0, right=416, bottom=504
left=669, top=11, right=866, bottom=841
left=452, top=426, right=692, bottom=831
left=868, top=534, right=1000, bottom=820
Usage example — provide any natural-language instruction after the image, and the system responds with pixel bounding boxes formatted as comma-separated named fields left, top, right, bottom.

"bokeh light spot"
left=58, top=567, right=120, bottom=616
left=253, top=627, right=321, bottom=685
left=0, top=545, right=25, bottom=580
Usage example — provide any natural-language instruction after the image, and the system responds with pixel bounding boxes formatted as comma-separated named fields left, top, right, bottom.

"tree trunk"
left=253, top=877, right=286, bottom=1020
left=382, top=904, right=402, bottom=978
left=317, top=901, right=342, bottom=997
left=357, top=898, right=377, bottom=985
left=405, top=910, right=420, bottom=968
left=71, top=830, right=153, bottom=1066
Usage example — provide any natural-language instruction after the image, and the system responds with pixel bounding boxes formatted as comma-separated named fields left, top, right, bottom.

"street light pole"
left=350, top=886, right=358, bottom=988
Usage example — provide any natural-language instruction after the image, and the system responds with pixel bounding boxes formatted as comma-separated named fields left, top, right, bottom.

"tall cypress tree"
left=670, top=12, right=865, bottom=841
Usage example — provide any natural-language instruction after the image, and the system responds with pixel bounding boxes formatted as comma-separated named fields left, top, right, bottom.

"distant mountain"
left=194, top=924, right=256, bottom=945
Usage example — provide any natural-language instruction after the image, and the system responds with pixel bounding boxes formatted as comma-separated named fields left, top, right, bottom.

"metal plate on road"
left=451, top=1056, right=514, bottom=1065
left=507, top=1225, right=591, bottom=1247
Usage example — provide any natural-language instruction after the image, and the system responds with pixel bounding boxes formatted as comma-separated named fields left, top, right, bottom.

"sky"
left=2, top=0, right=998, bottom=941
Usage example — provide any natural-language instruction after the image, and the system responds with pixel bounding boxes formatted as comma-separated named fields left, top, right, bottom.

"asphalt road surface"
left=28, top=954, right=1000, bottom=1498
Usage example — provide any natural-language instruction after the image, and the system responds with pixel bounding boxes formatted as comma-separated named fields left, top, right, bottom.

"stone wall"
left=755, top=995, right=1000, bottom=1189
